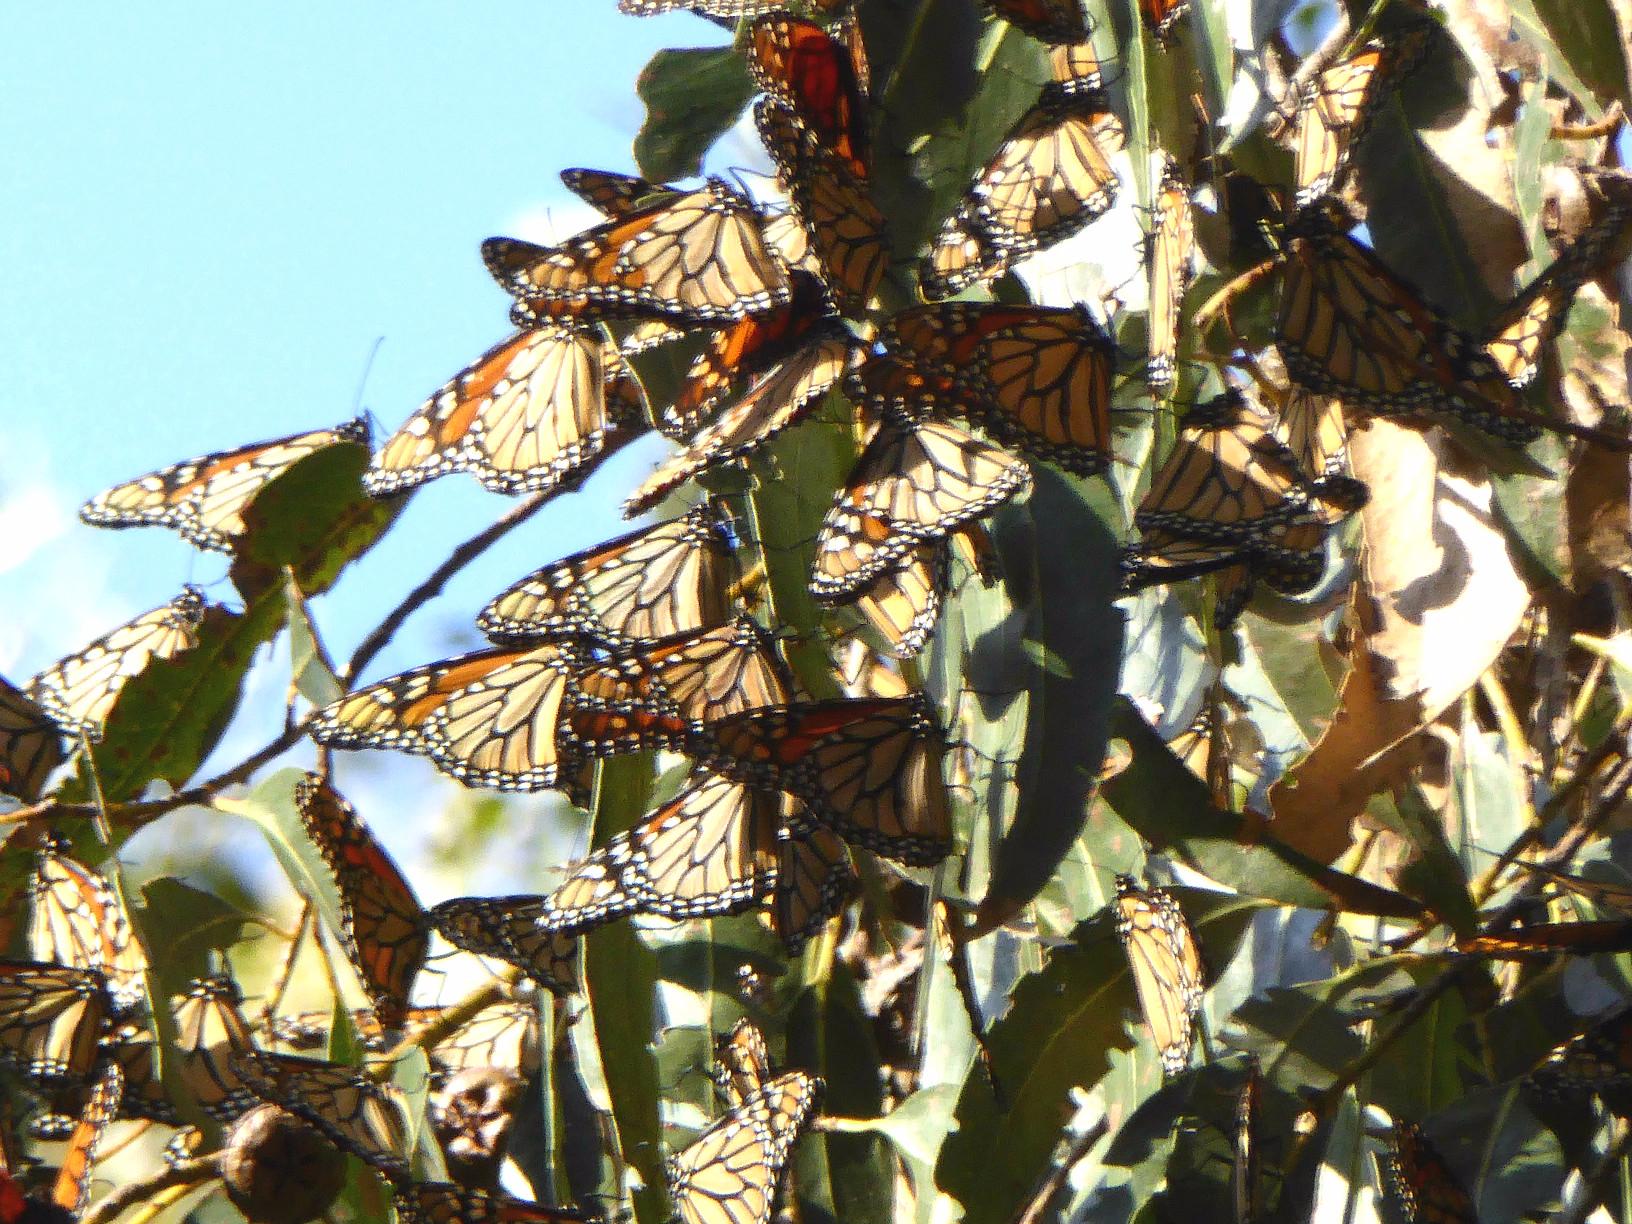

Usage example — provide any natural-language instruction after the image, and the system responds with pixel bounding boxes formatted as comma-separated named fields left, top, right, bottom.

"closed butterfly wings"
left=879, top=304, right=1115, bottom=475
left=364, top=327, right=647, bottom=497
left=394, top=1183, right=599, bottom=1223
left=0, top=960, right=109, bottom=1089
left=922, top=43, right=1122, bottom=299
left=477, top=505, right=739, bottom=648
left=484, top=180, right=791, bottom=325
left=981, top=0, right=1089, bottom=44
left=426, top=899, right=580, bottom=994
left=1112, top=876, right=1205, bottom=1075
left=564, top=619, right=793, bottom=757
left=81, top=419, right=371, bottom=553
left=1147, top=159, right=1195, bottom=394
left=1385, top=1121, right=1477, bottom=1224
left=29, top=845, right=147, bottom=1017
left=811, top=411, right=1031, bottom=600
left=295, top=775, right=428, bottom=1030
left=229, top=1049, right=413, bottom=1180
left=310, top=643, right=583, bottom=794
left=29, top=587, right=208, bottom=743
left=0, top=676, right=63, bottom=802
left=748, top=14, right=870, bottom=181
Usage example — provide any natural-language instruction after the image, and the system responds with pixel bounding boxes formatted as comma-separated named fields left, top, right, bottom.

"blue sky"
left=0, top=5, right=740, bottom=895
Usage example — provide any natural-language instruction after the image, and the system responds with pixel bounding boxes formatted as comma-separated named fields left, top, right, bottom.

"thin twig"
left=82, top=1156, right=222, bottom=1224
left=1007, top=1115, right=1109, bottom=1224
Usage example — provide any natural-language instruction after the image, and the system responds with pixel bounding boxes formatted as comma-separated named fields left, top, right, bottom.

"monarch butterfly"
left=714, top=1019, right=772, bottom=1107
left=483, top=180, right=791, bottom=325
left=1147, top=158, right=1195, bottom=394
left=772, top=828, right=855, bottom=950
left=920, top=45, right=1122, bottom=299
left=810, top=412, right=1031, bottom=601
left=1232, top=1057, right=1260, bottom=1224
left=748, top=13, right=870, bottom=180
left=1275, top=197, right=1543, bottom=444
left=41, top=1060, right=122, bottom=1221
left=79, top=419, right=371, bottom=553
left=477, top=504, right=739, bottom=648
left=229, top=1050, right=411, bottom=1181
left=29, top=842, right=147, bottom=1017
left=392, top=1183, right=598, bottom=1223
left=1385, top=1121, right=1477, bottom=1224
left=1528, top=1004, right=1632, bottom=1095
left=666, top=1070, right=823, bottom=1224
left=559, top=167, right=678, bottom=219
left=407, top=997, right=542, bottom=1081
left=0, top=677, right=63, bottom=803
left=309, top=642, right=584, bottom=794
left=362, top=327, right=647, bottom=498
left=879, top=304, right=1116, bottom=475
left=563, top=619, right=793, bottom=758
left=981, top=0, right=1089, bottom=44
left=1291, top=24, right=1435, bottom=206
left=425, top=898, right=580, bottom=994
left=294, top=774, right=428, bottom=1030
left=817, top=529, right=948, bottom=660
left=755, top=97, right=889, bottom=316
left=170, top=975, right=262, bottom=1122
left=1273, top=387, right=1349, bottom=502
left=1140, top=0, right=1187, bottom=40
left=663, top=273, right=842, bottom=440
left=1456, top=919, right=1632, bottom=957
left=702, top=696, right=952, bottom=866
left=1122, top=520, right=1331, bottom=628
left=1112, top=875, right=1205, bottom=1076
left=1132, top=391, right=1355, bottom=545
left=1481, top=177, right=1632, bottom=387
left=0, top=961, right=109, bottom=1089
left=623, top=317, right=856, bottom=515
left=535, top=771, right=788, bottom=934
left=28, top=587, right=208, bottom=743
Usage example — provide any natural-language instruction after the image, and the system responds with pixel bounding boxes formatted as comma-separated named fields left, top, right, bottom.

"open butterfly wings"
left=1112, top=876, right=1205, bottom=1076
left=28, top=847, right=147, bottom=1018
left=294, top=775, right=428, bottom=1030
left=478, top=504, right=739, bottom=648
left=29, top=587, right=208, bottom=743
left=81, top=419, right=371, bottom=553
left=364, top=328, right=647, bottom=497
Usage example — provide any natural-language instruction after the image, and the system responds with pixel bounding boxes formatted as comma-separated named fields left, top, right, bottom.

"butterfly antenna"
left=351, top=336, right=385, bottom=427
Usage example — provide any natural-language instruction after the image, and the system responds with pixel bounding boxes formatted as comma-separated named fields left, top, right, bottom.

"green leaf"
left=285, top=570, right=343, bottom=709
left=222, top=767, right=348, bottom=946
left=634, top=48, right=754, bottom=183
left=1516, top=0, right=1626, bottom=116
left=231, top=432, right=399, bottom=602
left=134, top=877, right=259, bottom=1000
left=937, top=890, right=1263, bottom=1221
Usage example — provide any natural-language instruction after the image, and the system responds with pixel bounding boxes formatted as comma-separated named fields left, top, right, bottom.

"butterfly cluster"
left=10, top=0, right=1632, bottom=1220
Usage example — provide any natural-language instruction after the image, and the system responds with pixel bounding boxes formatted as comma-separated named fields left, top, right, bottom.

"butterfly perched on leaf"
left=309, top=642, right=585, bottom=795
left=80, top=418, right=371, bottom=553
left=748, top=12, right=870, bottom=180
left=295, top=774, right=428, bottom=1030
left=1272, top=387, right=1350, bottom=509
left=393, top=1182, right=600, bottom=1223
left=563, top=618, right=793, bottom=758
left=811, top=410, right=1031, bottom=601
left=363, top=327, right=647, bottom=498
left=755, top=96, right=889, bottom=316
left=484, top=180, right=792, bottom=326
left=28, top=587, right=208, bottom=743
left=667, top=1027, right=822, bottom=1224
left=875, top=303, right=1116, bottom=475
left=1112, top=875, right=1205, bottom=1076
left=1385, top=1121, right=1477, bottom=1224
left=478, top=503, right=740, bottom=648
left=28, top=840, right=147, bottom=1018
left=1291, top=22, right=1435, bottom=207
left=425, top=899, right=580, bottom=994
left=701, top=695, right=953, bottom=866
left=921, top=41, right=1122, bottom=299
left=1146, top=157, right=1195, bottom=395
left=0, top=960, right=109, bottom=1091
